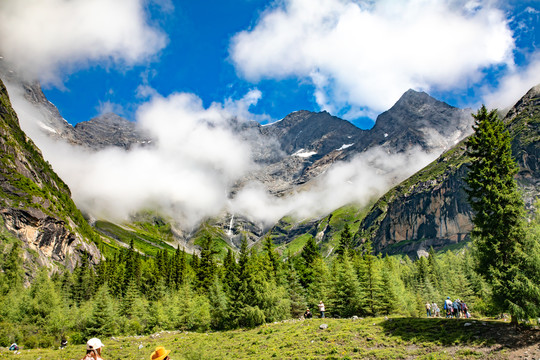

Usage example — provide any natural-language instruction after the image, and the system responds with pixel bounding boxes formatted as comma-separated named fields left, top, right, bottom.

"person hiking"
left=151, top=346, right=172, bottom=360
left=425, top=302, right=431, bottom=317
left=318, top=301, right=326, bottom=318
left=452, top=299, right=460, bottom=319
left=431, top=302, right=439, bottom=317
left=444, top=297, right=452, bottom=318
left=9, top=343, right=18, bottom=351
left=460, top=300, right=469, bottom=318
left=304, top=308, right=313, bottom=319
left=80, top=338, right=105, bottom=360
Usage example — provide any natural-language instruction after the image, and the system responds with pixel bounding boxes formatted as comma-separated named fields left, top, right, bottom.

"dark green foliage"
left=2, top=242, right=24, bottom=291
left=465, top=105, right=540, bottom=323
left=336, top=223, right=354, bottom=258
left=85, top=284, right=117, bottom=338
left=356, top=242, right=382, bottom=316
left=197, top=234, right=219, bottom=291
left=331, top=251, right=362, bottom=317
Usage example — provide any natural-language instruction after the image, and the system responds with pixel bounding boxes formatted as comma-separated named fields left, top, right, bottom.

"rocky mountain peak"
left=505, top=83, right=540, bottom=123
left=365, top=88, right=473, bottom=152
left=262, top=110, right=364, bottom=156
left=74, top=112, right=152, bottom=150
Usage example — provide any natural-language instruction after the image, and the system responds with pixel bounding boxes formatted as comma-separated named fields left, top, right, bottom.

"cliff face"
left=0, top=78, right=101, bottom=275
left=360, top=84, right=540, bottom=258
left=361, top=155, right=473, bottom=257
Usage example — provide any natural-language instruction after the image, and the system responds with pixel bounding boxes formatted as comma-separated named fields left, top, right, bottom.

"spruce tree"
left=197, top=234, right=219, bottom=291
left=331, top=250, right=362, bottom=317
left=356, top=241, right=381, bottom=316
left=86, top=283, right=117, bottom=337
left=2, top=242, right=24, bottom=291
left=465, top=105, right=540, bottom=323
left=336, top=223, right=354, bottom=258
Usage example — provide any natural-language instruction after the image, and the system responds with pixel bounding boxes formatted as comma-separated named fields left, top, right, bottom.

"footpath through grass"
left=0, top=317, right=538, bottom=360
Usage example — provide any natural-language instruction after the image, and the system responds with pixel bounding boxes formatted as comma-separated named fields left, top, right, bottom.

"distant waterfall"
left=227, top=214, right=234, bottom=237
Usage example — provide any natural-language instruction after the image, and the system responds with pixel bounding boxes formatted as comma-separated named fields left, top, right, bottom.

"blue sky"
left=1, top=0, right=539, bottom=225
left=2, top=0, right=540, bottom=129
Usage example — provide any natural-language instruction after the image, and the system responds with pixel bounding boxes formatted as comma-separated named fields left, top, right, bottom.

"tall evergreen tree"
left=86, top=283, right=117, bottom=337
left=331, top=250, right=362, bottom=317
left=2, top=242, right=24, bottom=292
left=357, top=241, right=382, bottom=316
left=262, top=235, right=280, bottom=280
left=465, top=105, right=540, bottom=323
left=197, top=234, right=219, bottom=291
left=336, top=223, right=354, bottom=258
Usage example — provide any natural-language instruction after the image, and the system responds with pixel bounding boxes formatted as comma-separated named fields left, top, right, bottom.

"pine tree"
left=379, top=256, right=398, bottom=315
left=336, top=223, right=354, bottom=258
left=298, top=237, right=320, bottom=288
left=465, top=105, right=540, bottom=323
left=262, top=235, right=280, bottom=280
left=197, top=234, right=219, bottom=291
left=357, top=241, right=382, bottom=316
left=2, top=242, right=24, bottom=291
left=331, top=250, right=362, bottom=317
left=284, top=259, right=306, bottom=318
left=86, top=283, right=117, bottom=337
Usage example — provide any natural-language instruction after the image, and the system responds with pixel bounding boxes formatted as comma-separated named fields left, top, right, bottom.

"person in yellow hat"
left=151, top=346, right=171, bottom=360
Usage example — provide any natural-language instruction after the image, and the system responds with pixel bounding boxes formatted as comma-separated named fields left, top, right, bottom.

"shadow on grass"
left=380, top=317, right=513, bottom=347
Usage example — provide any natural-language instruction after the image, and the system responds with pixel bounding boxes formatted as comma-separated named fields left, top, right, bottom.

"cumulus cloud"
left=483, top=52, right=540, bottom=110
left=0, top=0, right=167, bottom=83
left=230, top=0, right=515, bottom=118
left=5, top=81, right=254, bottom=227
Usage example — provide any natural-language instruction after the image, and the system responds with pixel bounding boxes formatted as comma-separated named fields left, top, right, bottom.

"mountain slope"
left=0, top=78, right=101, bottom=274
left=358, top=84, right=540, bottom=257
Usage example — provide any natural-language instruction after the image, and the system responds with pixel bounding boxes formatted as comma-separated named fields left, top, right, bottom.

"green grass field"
left=1, top=317, right=536, bottom=360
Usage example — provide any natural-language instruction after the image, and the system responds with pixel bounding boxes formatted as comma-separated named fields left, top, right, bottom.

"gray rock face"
left=360, top=84, right=540, bottom=257
left=362, top=89, right=473, bottom=153
left=74, top=112, right=152, bottom=150
left=1, top=208, right=100, bottom=270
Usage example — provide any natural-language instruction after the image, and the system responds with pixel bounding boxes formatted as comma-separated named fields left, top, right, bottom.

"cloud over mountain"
left=230, top=0, right=515, bottom=118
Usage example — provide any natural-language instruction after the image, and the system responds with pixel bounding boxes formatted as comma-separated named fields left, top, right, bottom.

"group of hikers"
left=303, top=301, right=325, bottom=319
left=426, top=297, right=470, bottom=318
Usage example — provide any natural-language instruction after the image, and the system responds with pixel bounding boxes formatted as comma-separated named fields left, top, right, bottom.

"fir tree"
left=331, top=250, right=362, bottom=317
left=2, top=242, right=24, bottom=291
left=465, top=105, right=540, bottom=323
left=284, top=259, right=306, bottom=318
left=197, top=234, right=219, bottom=291
left=86, top=283, right=117, bottom=337
left=262, top=235, right=280, bottom=280
left=379, top=256, right=398, bottom=315
left=336, top=223, right=354, bottom=258
left=357, top=241, right=381, bottom=316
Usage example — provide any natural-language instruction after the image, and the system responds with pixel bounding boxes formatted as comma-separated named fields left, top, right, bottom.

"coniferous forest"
left=1, top=211, right=539, bottom=349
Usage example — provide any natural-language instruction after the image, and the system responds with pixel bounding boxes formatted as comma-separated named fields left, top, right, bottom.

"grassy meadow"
left=1, top=316, right=537, bottom=360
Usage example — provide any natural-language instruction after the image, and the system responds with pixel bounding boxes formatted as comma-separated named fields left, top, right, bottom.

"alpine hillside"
left=0, top=78, right=101, bottom=276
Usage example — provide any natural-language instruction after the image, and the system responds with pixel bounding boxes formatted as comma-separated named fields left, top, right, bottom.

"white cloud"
left=230, top=0, right=515, bottom=117
left=97, top=101, right=125, bottom=116
left=230, top=145, right=438, bottom=226
left=0, top=0, right=167, bottom=83
left=483, top=52, right=540, bottom=110
left=5, top=80, right=254, bottom=227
